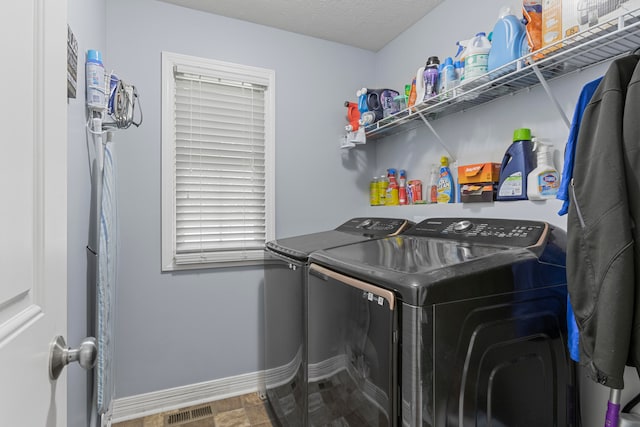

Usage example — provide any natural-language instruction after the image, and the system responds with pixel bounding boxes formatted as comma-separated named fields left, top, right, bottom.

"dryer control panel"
left=406, top=217, right=548, bottom=248
left=336, top=217, right=411, bottom=236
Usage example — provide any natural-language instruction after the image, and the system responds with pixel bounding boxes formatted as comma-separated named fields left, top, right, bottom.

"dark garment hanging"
left=567, top=54, right=640, bottom=389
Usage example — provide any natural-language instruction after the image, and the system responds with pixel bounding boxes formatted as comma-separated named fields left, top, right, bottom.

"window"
left=161, top=52, right=275, bottom=270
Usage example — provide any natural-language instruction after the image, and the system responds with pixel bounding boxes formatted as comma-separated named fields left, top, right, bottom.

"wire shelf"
left=364, top=8, right=640, bottom=140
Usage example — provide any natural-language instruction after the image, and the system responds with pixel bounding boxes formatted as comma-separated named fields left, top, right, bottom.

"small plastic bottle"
left=527, top=142, right=560, bottom=200
left=378, top=174, right=389, bottom=206
left=398, top=170, right=408, bottom=205
left=386, top=168, right=399, bottom=206
left=370, top=176, right=380, bottom=206
left=427, top=165, right=439, bottom=204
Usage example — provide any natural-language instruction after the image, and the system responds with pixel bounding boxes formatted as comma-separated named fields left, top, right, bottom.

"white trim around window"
left=161, top=51, right=275, bottom=271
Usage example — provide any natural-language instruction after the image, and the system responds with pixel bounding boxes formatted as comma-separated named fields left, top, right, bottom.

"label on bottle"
left=537, top=172, right=559, bottom=196
left=464, top=53, right=489, bottom=80
left=378, top=181, right=388, bottom=205
left=436, top=171, right=453, bottom=203
left=498, top=172, right=523, bottom=196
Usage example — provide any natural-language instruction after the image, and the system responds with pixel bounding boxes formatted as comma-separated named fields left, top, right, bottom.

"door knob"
left=49, top=335, right=97, bottom=380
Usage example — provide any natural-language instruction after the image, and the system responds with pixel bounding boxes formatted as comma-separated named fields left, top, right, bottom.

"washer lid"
left=309, top=235, right=542, bottom=306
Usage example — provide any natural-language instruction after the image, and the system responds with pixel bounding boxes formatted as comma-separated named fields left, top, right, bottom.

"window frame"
left=161, top=51, right=275, bottom=271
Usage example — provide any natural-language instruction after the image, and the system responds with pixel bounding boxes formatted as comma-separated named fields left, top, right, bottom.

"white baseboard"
left=111, top=371, right=264, bottom=423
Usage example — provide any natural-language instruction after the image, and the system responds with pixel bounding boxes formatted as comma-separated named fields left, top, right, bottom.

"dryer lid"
left=265, top=217, right=411, bottom=261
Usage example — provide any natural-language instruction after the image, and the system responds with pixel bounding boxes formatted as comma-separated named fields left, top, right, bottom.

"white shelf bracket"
left=531, top=64, right=571, bottom=129
left=417, top=111, right=455, bottom=162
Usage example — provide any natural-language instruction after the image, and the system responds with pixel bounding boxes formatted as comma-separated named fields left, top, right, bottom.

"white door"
left=0, top=1, right=68, bottom=426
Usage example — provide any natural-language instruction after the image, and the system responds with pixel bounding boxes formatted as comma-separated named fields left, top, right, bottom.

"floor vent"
left=191, top=404, right=213, bottom=419
left=165, top=404, right=214, bottom=425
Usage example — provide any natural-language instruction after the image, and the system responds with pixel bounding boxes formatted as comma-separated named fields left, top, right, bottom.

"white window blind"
left=162, top=53, right=275, bottom=270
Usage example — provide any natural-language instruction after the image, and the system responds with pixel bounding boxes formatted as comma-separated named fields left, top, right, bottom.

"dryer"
left=306, top=217, right=576, bottom=426
left=263, top=217, right=412, bottom=426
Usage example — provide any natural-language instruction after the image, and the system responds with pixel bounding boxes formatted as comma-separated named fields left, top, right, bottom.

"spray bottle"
left=398, top=170, right=408, bottom=205
left=427, top=165, right=439, bottom=204
left=527, top=142, right=559, bottom=200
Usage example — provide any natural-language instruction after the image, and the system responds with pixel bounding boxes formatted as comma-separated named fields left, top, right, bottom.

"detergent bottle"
left=527, top=142, right=560, bottom=200
left=344, top=101, right=360, bottom=132
left=488, top=7, right=528, bottom=73
left=437, top=157, right=455, bottom=204
left=357, top=88, right=368, bottom=115
left=438, top=57, right=456, bottom=99
left=497, top=128, right=536, bottom=201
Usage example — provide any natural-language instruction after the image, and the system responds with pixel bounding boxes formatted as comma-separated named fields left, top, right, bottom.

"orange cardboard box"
left=458, top=162, right=501, bottom=184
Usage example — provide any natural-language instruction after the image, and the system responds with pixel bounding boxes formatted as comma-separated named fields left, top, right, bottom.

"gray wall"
left=104, top=0, right=376, bottom=398
left=67, top=1, right=106, bottom=427
left=63, top=1, right=640, bottom=424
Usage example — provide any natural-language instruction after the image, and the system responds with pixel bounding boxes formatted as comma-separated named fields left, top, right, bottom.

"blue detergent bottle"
left=488, top=7, right=528, bottom=73
left=497, top=128, right=536, bottom=201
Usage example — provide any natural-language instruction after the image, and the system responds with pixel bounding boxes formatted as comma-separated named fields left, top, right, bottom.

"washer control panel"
left=407, top=217, right=547, bottom=247
left=336, top=217, right=411, bottom=236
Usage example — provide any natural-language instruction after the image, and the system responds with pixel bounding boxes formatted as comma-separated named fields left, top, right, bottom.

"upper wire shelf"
left=364, top=8, right=640, bottom=140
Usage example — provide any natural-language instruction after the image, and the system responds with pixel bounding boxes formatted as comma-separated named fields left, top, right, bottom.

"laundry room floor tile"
left=111, top=392, right=277, bottom=427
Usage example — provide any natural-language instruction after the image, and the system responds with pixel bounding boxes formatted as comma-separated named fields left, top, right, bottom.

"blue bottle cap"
left=87, top=49, right=102, bottom=63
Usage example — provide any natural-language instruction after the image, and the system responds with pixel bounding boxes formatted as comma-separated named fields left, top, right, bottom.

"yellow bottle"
left=378, top=175, right=388, bottom=205
left=369, top=177, right=380, bottom=206
left=385, top=168, right=400, bottom=206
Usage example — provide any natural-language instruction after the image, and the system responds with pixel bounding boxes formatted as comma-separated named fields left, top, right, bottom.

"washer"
left=263, top=217, right=412, bottom=426
left=307, top=217, right=576, bottom=427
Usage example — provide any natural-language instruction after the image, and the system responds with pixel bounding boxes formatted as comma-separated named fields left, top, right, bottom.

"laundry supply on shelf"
left=527, top=142, right=559, bottom=200
left=487, top=7, right=528, bottom=73
left=437, top=156, right=455, bottom=203
left=497, top=128, right=536, bottom=201
left=523, top=0, right=543, bottom=61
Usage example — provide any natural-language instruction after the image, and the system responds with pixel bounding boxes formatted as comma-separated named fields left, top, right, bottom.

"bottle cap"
left=87, top=49, right=102, bottom=63
left=426, top=56, right=440, bottom=67
left=513, top=128, right=532, bottom=141
left=440, top=156, right=448, bottom=166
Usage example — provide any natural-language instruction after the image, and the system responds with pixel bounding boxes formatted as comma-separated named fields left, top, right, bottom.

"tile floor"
left=112, top=392, right=276, bottom=427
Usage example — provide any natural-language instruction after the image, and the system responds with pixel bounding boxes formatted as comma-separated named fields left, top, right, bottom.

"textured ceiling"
left=158, top=0, right=444, bottom=51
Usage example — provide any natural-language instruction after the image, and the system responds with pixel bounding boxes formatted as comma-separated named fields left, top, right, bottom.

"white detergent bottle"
left=527, top=142, right=560, bottom=200
left=415, top=66, right=426, bottom=105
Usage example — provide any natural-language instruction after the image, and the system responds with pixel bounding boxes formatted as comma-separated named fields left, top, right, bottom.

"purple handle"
left=605, top=401, right=620, bottom=426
